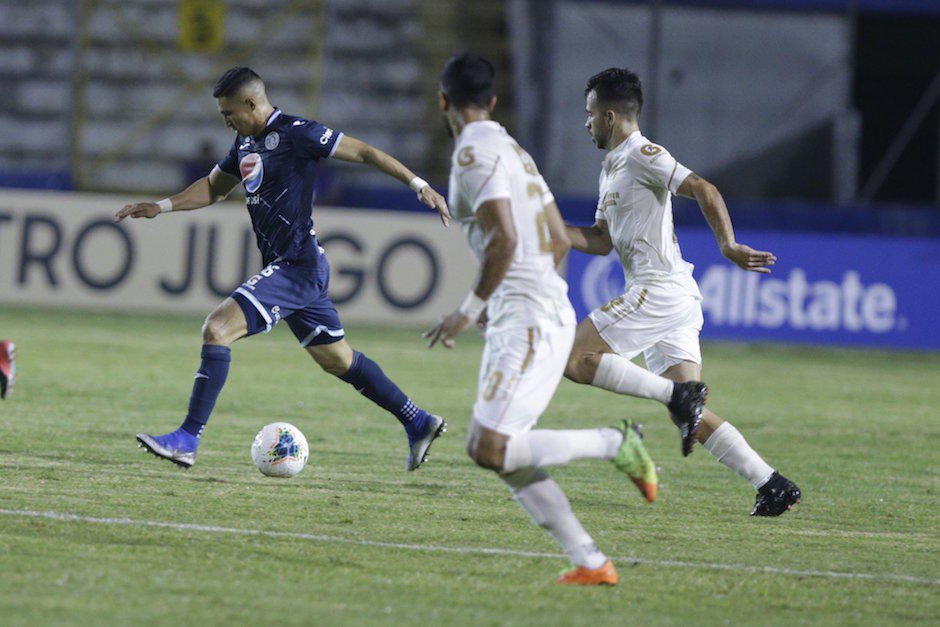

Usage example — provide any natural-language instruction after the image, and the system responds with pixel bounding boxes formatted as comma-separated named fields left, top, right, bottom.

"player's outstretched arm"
left=565, top=220, right=612, bottom=256
left=677, top=172, right=776, bottom=274
left=114, top=167, right=239, bottom=222
left=331, top=134, right=450, bottom=226
left=425, top=198, right=516, bottom=349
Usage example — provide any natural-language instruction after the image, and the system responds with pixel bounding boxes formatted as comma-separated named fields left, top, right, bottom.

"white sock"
left=592, top=353, right=673, bottom=404
left=503, top=469, right=608, bottom=569
left=501, top=428, right=622, bottom=474
left=703, top=422, right=775, bottom=489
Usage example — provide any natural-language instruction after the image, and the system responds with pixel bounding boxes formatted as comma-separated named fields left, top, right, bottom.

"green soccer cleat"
left=612, top=420, right=658, bottom=502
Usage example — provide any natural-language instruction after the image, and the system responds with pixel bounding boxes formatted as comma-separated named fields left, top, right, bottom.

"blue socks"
left=180, top=344, right=232, bottom=437
left=339, top=351, right=429, bottom=434
left=176, top=347, right=424, bottom=441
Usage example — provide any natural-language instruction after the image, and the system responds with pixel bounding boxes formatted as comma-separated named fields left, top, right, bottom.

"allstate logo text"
left=699, top=266, right=899, bottom=333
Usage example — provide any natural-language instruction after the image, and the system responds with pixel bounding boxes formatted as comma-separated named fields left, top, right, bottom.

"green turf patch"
left=0, top=306, right=937, bottom=625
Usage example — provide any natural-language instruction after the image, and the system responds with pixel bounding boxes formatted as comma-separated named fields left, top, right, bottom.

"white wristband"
left=458, top=291, right=486, bottom=320
left=156, top=198, right=173, bottom=213
left=409, top=176, right=428, bottom=193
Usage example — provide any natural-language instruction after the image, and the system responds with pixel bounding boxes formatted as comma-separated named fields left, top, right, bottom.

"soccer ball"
left=251, top=422, right=309, bottom=478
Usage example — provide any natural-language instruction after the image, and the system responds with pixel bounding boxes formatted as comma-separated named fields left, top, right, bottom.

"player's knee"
left=564, top=351, right=598, bottom=384
left=202, top=315, right=230, bottom=345
left=469, top=433, right=506, bottom=472
left=318, top=356, right=349, bottom=377
left=312, top=348, right=352, bottom=376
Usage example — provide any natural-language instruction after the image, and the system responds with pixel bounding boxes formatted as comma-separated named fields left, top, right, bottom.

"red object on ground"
left=0, top=340, right=16, bottom=399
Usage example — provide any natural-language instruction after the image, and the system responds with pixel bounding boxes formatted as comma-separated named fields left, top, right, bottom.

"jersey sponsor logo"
left=319, top=128, right=334, bottom=145
left=640, top=144, right=662, bottom=156
left=599, top=191, right=619, bottom=211
left=239, top=153, right=264, bottom=193
left=292, top=120, right=304, bottom=126
left=457, top=146, right=475, bottom=166
left=264, top=132, right=280, bottom=150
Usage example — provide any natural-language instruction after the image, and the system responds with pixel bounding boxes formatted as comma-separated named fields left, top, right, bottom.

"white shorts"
left=588, top=282, right=703, bottom=375
left=471, top=321, right=575, bottom=435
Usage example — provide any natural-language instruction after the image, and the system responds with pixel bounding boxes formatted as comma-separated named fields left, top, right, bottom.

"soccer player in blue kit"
left=115, top=67, right=450, bottom=471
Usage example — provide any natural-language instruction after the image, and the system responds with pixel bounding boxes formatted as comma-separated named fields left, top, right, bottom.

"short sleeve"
left=456, top=144, right=512, bottom=213
left=630, top=143, right=692, bottom=195
left=290, top=119, right=343, bottom=160
left=217, top=140, right=239, bottom=176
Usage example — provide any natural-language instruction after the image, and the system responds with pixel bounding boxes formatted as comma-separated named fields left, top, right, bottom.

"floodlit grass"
left=0, top=306, right=937, bottom=625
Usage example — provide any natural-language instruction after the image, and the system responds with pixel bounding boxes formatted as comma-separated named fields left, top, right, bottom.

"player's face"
left=439, top=91, right=455, bottom=138
left=216, top=96, right=256, bottom=136
left=584, top=90, right=609, bottom=150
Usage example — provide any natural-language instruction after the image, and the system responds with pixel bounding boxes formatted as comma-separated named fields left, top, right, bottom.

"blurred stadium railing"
left=1, top=0, right=937, bottom=207
left=1, top=0, right=938, bottom=349
left=0, top=0, right=509, bottom=196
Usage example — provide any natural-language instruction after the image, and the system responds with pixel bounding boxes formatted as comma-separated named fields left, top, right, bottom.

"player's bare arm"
left=114, top=166, right=239, bottom=222
left=331, top=134, right=451, bottom=226
left=424, top=197, right=516, bottom=349
left=677, top=172, right=776, bottom=274
left=543, top=200, right=572, bottom=266
left=565, top=218, right=612, bottom=256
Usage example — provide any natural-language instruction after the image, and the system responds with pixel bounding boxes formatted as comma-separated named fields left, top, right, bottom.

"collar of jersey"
left=463, top=119, right=501, bottom=134
left=603, top=130, right=641, bottom=170
left=248, top=108, right=282, bottom=141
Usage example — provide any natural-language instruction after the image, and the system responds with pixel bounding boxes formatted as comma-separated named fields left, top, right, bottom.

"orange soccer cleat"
left=556, top=560, right=619, bottom=586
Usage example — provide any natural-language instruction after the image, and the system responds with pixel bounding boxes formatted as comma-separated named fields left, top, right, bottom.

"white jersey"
left=596, top=130, right=698, bottom=293
left=448, top=120, right=575, bottom=330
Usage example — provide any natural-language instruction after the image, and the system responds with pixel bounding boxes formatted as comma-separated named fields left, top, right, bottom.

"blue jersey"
left=217, top=108, right=342, bottom=265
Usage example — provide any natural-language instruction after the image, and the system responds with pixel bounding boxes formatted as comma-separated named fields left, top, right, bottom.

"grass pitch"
left=0, top=306, right=937, bottom=626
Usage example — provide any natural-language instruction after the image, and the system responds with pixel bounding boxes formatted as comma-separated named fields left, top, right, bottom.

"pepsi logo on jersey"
left=239, top=153, right=263, bottom=193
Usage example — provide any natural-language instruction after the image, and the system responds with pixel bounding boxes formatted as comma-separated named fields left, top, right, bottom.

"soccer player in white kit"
left=425, top=53, right=658, bottom=586
left=564, top=68, right=801, bottom=516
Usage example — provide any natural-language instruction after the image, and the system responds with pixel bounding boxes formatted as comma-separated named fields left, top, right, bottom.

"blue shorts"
left=231, top=258, right=345, bottom=347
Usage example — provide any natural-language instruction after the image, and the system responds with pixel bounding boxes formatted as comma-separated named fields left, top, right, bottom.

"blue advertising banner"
left=566, top=229, right=940, bottom=350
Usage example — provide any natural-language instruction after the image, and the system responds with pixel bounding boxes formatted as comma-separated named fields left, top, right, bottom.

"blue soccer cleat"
left=136, top=428, right=199, bottom=469
left=406, top=413, right=446, bottom=471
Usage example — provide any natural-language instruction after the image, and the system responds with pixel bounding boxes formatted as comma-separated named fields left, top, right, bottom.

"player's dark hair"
left=441, top=52, right=495, bottom=108
left=585, top=68, right=643, bottom=119
left=213, top=66, right=262, bottom=98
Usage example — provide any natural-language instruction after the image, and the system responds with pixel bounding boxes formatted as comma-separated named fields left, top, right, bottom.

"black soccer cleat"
left=667, top=381, right=707, bottom=456
left=751, top=472, right=801, bottom=516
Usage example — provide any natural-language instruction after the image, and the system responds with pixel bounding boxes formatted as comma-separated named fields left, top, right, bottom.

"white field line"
left=1, top=508, right=937, bottom=587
